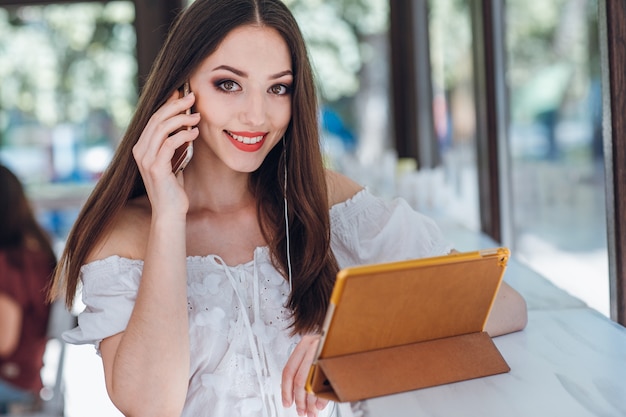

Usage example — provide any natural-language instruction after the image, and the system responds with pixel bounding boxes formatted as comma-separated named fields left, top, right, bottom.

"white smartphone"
left=172, top=81, right=194, bottom=174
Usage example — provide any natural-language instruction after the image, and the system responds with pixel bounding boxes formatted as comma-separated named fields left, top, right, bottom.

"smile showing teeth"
left=227, top=131, right=264, bottom=145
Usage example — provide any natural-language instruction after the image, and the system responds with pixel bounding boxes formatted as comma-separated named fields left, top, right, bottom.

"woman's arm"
left=0, top=294, right=21, bottom=357
left=485, top=281, right=528, bottom=336
left=97, top=210, right=190, bottom=417
left=95, top=91, right=199, bottom=417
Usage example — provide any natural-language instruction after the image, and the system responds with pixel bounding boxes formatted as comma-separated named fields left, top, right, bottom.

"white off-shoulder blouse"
left=64, top=189, right=452, bottom=417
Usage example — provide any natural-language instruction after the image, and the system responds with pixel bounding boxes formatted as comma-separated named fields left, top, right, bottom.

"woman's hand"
left=132, top=90, right=200, bottom=217
left=282, top=334, right=329, bottom=417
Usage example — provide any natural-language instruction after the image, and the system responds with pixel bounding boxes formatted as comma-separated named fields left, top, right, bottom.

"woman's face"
left=189, top=25, right=293, bottom=173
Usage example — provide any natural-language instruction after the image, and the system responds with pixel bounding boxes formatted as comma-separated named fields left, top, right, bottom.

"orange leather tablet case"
left=306, top=247, right=511, bottom=402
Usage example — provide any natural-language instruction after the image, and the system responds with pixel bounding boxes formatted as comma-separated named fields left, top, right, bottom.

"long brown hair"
left=51, top=0, right=338, bottom=334
left=0, top=165, right=56, bottom=268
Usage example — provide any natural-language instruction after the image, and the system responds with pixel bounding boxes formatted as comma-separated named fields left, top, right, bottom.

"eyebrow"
left=212, top=65, right=293, bottom=80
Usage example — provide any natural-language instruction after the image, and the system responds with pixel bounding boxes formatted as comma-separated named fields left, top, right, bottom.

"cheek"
left=196, top=98, right=229, bottom=129
left=272, top=101, right=292, bottom=129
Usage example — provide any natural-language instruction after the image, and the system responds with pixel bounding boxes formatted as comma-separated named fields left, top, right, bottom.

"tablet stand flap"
left=315, top=331, right=509, bottom=403
left=306, top=364, right=340, bottom=402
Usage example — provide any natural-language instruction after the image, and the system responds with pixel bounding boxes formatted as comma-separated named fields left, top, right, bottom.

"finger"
left=135, top=91, right=180, bottom=140
left=315, top=397, right=329, bottom=410
left=165, top=111, right=201, bottom=137
left=157, top=89, right=196, bottom=123
left=157, top=90, right=198, bottom=129
left=135, top=91, right=197, bottom=157
left=306, top=392, right=324, bottom=417
left=133, top=103, right=199, bottom=172
left=282, top=342, right=307, bottom=407
left=139, top=106, right=199, bottom=159
left=163, top=127, right=199, bottom=159
left=149, top=110, right=199, bottom=150
left=293, top=338, right=320, bottom=416
left=134, top=127, right=198, bottom=180
left=292, top=363, right=309, bottom=415
left=132, top=110, right=174, bottom=168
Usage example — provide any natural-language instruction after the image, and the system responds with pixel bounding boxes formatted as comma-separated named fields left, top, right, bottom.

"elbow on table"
left=486, top=284, right=528, bottom=337
left=509, top=295, right=528, bottom=333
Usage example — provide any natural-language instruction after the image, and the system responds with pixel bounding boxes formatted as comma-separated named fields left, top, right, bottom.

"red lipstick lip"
left=224, top=130, right=266, bottom=152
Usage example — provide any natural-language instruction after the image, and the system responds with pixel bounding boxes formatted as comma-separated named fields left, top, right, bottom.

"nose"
left=240, top=89, right=266, bottom=126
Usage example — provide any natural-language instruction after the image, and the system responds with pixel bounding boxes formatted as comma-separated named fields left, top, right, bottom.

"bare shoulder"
left=85, top=195, right=151, bottom=263
left=325, top=169, right=364, bottom=207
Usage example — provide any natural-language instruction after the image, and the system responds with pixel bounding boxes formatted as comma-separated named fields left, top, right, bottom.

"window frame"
left=599, top=0, right=626, bottom=324
left=389, top=0, right=438, bottom=167
left=390, top=0, right=625, bottom=325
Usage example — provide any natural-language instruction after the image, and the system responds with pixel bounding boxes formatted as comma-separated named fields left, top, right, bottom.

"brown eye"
left=217, top=80, right=241, bottom=92
left=269, top=84, right=290, bottom=95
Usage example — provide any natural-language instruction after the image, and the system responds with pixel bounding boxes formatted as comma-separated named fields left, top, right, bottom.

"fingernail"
left=297, top=409, right=304, bottom=416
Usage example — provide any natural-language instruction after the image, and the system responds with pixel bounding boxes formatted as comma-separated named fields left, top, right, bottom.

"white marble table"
left=357, top=308, right=626, bottom=417
left=350, top=222, right=626, bottom=417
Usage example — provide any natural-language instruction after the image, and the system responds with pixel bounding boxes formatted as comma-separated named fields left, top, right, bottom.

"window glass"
left=285, top=0, right=393, bottom=196
left=0, top=2, right=137, bottom=247
left=505, top=0, right=608, bottom=315
left=427, top=0, right=480, bottom=228
left=0, top=5, right=136, bottom=415
left=185, top=0, right=393, bottom=195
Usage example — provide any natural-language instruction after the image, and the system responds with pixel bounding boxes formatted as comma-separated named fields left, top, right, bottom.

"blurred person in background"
left=0, top=164, right=57, bottom=414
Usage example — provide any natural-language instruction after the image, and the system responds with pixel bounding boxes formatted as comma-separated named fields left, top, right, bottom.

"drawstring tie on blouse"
left=211, top=253, right=281, bottom=417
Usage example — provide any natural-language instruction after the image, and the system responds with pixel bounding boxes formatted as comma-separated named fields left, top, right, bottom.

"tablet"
left=306, top=247, right=511, bottom=401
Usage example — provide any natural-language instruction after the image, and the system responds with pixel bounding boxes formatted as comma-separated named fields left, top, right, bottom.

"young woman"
left=0, top=165, right=57, bottom=413
left=51, top=1, right=527, bottom=416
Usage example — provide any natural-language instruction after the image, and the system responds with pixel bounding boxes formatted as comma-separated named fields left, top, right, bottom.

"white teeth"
left=229, top=132, right=264, bottom=144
